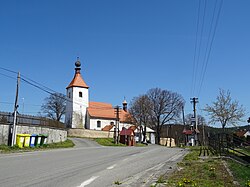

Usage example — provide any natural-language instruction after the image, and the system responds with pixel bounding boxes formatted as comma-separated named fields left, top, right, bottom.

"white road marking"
left=78, top=176, right=99, bottom=187
left=107, top=164, right=116, bottom=170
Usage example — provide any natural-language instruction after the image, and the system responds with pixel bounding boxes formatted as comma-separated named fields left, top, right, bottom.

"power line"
left=0, top=72, right=16, bottom=80
left=198, top=0, right=224, bottom=97
left=191, top=0, right=202, bottom=96
left=193, top=0, right=207, bottom=96
left=0, top=67, right=18, bottom=74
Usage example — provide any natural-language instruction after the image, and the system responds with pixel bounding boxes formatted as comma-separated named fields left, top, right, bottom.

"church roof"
left=67, top=70, right=89, bottom=89
left=87, top=101, right=131, bottom=122
left=67, top=58, right=89, bottom=89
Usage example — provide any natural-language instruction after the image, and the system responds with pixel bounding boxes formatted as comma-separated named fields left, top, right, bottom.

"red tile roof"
left=67, top=71, right=89, bottom=89
left=183, top=129, right=193, bottom=135
left=87, top=101, right=131, bottom=122
left=120, top=128, right=134, bottom=136
left=235, top=130, right=247, bottom=137
left=102, top=124, right=114, bottom=131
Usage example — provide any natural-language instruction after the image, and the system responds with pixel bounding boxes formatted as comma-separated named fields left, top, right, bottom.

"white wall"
left=89, top=118, right=115, bottom=130
left=89, top=118, right=132, bottom=131
left=65, top=87, right=89, bottom=128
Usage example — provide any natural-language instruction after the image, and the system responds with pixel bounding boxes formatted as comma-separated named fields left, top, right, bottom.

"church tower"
left=65, top=58, right=89, bottom=128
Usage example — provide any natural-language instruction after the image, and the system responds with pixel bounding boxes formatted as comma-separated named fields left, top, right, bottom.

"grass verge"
left=163, top=147, right=236, bottom=187
left=0, top=139, right=75, bottom=153
left=94, top=138, right=126, bottom=146
left=94, top=138, right=146, bottom=147
left=227, top=159, right=250, bottom=187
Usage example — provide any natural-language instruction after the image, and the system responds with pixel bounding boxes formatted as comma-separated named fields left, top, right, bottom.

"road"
left=0, top=138, right=188, bottom=187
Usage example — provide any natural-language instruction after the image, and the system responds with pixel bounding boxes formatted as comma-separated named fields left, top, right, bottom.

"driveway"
left=68, top=137, right=101, bottom=148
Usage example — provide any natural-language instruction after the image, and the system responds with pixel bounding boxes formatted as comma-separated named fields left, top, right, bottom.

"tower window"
left=68, top=92, right=71, bottom=98
left=79, top=91, right=83, bottom=98
left=97, top=121, right=101, bottom=128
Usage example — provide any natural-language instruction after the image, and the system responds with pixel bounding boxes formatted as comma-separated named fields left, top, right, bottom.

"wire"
left=191, top=0, right=202, bottom=96
left=198, top=0, right=223, bottom=97
left=0, top=72, right=16, bottom=80
left=193, top=0, right=207, bottom=96
left=0, top=67, right=18, bottom=74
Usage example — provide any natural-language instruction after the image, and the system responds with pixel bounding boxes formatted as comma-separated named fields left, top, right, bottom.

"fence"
left=208, top=133, right=250, bottom=165
left=0, top=112, right=65, bottom=128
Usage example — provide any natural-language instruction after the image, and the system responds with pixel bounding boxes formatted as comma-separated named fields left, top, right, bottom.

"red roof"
left=67, top=70, right=89, bottom=89
left=102, top=124, right=114, bottom=131
left=120, top=128, right=134, bottom=136
left=183, top=129, right=193, bottom=135
left=235, top=130, right=247, bottom=137
left=87, top=102, right=131, bottom=122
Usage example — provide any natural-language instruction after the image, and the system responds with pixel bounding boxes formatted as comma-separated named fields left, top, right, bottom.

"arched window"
left=79, top=91, right=82, bottom=98
left=97, top=120, right=101, bottom=128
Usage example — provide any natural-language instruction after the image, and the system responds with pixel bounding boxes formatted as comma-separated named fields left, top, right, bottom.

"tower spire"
left=66, top=57, right=89, bottom=89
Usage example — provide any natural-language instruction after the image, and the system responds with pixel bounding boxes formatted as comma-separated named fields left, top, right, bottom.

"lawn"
left=227, top=159, right=250, bottom=187
left=160, top=147, right=236, bottom=187
left=94, top=138, right=126, bottom=146
left=94, top=138, right=146, bottom=147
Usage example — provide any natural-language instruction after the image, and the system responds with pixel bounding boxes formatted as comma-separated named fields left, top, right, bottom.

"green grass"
left=94, top=138, right=146, bottom=147
left=164, top=147, right=235, bottom=187
left=0, top=139, right=74, bottom=153
left=227, top=159, right=250, bottom=187
left=94, top=138, right=126, bottom=146
left=183, top=146, right=200, bottom=161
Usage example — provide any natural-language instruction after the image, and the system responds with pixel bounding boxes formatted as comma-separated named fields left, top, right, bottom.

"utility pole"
left=114, top=106, right=121, bottom=144
left=11, top=72, right=20, bottom=147
left=190, top=97, right=199, bottom=146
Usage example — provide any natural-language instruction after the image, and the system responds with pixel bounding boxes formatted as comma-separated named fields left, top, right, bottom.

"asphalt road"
left=0, top=138, right=188, bottom=187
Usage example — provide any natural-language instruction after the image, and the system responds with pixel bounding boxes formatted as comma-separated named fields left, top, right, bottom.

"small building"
left=183, top=129, right=195, bottom=146
left=119, top=127, right=136, bottom=146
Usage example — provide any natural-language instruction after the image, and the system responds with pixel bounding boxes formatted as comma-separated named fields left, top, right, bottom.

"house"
left=119, top=127, right=136, bottom=146
left=65, top=58, right=134, bottom=131
left=235, top=129, right=250, bottom=138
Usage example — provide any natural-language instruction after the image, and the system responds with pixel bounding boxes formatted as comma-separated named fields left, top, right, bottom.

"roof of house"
left=235, top=130, right=247, bottom=137
left=120, top=128, right=134, bottom=136
left=182, top=129, right=193, bottom=135
left=67, top=70, right=89, bottom=89
left=102, top=124, right=114, bottom=131
left=87, top=101, right=131, bottom=122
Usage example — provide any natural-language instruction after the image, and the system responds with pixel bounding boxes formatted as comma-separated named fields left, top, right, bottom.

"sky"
left=0, top=0, right=249, bottom=127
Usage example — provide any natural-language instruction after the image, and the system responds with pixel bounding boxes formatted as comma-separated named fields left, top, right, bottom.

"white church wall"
left=66, top=86, right=89, bottom=128
left=89, top=118, right=115, bottom=130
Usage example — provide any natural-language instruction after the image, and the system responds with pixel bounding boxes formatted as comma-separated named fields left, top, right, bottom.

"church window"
left=97, top=120, right=101, bottom=128
left=79, top=91, right=83, bottom=98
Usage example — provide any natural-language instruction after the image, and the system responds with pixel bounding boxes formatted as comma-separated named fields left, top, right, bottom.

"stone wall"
left=68, top=128, right=114, bottom=139
left=0, top=124, right=67, bottom=145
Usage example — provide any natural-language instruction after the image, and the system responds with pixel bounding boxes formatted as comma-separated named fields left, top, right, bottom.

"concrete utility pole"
left=11, top=72, right=20, bottom=147
left=114, top=106, right=121, bottom=144
left=190, top=97, right=199, bottom=146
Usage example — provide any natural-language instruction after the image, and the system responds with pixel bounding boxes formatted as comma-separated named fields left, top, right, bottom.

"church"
left=65, top=58, right=133, bottom=131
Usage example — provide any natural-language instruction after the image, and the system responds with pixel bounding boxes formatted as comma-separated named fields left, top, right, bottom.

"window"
left=79, top=91, right=82, bottom=98
left=68, top=92, right=71, bottom=98
left=97, top=121, right=101, bottom=128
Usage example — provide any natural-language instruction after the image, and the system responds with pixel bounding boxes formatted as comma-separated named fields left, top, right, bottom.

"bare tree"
left=147, top=88, right=185, bottom=144
left=204, top=89, right=245, bottom=130
left=41, top=93, right=66, bottom=121
left=129, top=94, right=152, bottom=143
